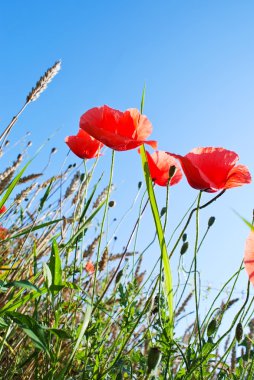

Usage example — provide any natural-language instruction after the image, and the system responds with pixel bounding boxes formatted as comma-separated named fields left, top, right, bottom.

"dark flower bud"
left=51, top=147, right=57, bottom=154
left=115, top=269, right=123, bottom=284
left=109, top=200, right=116, bottom=208
left=138, top=181, right=142, bottom=189
left=182, top=233, right=187, bottom=242
left=169, top=165, right=176, bottom=179
left=116, top=372, right=123, bottom=380
left=235, top=322, right=243, bottom=342
left=180, top=242, right=189, bottom=255
left=207, top=319, right=217, bottom=337
left=160, top=207, right=167, bottom=217
left=147, top=347, right=162, bottom=374
left=208, top=216, right=216, bottom=227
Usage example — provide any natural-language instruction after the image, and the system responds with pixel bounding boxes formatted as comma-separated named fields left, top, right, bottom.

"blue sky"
left=1, top=1, right=254, bottom=304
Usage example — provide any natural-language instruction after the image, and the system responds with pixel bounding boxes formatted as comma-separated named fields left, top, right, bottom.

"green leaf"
left=47, top=328, right=71, bottom=340
left=43, top=263, right=52, bottom=289
left=0, top=161, right=30, bottom=210
left=139, top=145, right=174, bottom=338
left=140, top=84, right=146, bottom=114
left=233, top=210, right=254, bottom=230
left=48, top=239, right=62, bottom=295
left=56, top=303, right=92, bottom=379
left=8, top=219, right=62, bottom=240
left=5, top=280, right=40, bottom=293
left=7, top=312, right=50, bottom=356
left=0, top=316, right=9, bottom=329
left=38, top=178, right=54, bottom=212
left=0, top=288, right=47, bottom=314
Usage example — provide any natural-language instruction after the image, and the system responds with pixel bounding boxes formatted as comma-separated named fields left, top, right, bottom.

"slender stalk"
left=193, top=191, right=203, bottom=379
left=140, top=145, right=174, bottom=338
left=92, top=150, right=115, bottom=303
left=169, top=189, right=226, bottom=259
left=92, top=196, right=150, bottom=313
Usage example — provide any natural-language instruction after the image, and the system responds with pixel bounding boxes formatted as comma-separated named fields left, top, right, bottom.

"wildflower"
left=0, top=205, right=6, bottom=214
left=167, top=147, right=251, bottom=192
left=80, top=105, right=157, bottom=151
left=65, top=128, right=103, bottom=159
left=85, top=261, right=95, bottom=275
left=144, top=150, right=182, bottom=186
left=0, top=226, right=8, bottom=240
left=244, top=230, right=254, bottom=285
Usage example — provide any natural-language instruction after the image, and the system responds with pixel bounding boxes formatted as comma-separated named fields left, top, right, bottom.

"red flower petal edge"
left=167, top=147, right=251, bottom=192
left=65, top=129, right=103, bottom=159
left=145, top=150, right=182, bottom=187
left=0, top=226, right=8, bottom=240
left=0, top=206, right=6, bottom=214
left=80, top=105, right=157, bottom=151
left=244, top=230, right=254, bottom=285
left=85, top=261, right=95, bottom=275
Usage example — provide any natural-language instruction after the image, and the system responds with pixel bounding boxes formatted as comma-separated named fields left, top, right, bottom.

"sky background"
left=1, top=1, right=254, bottom=317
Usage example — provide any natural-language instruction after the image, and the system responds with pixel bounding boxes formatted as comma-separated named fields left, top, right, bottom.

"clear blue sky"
left=1, top=1, right=254, bottom=302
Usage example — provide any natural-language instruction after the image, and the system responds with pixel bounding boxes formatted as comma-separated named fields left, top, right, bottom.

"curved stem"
left=93, top=196, right=150, bottom=313
left=169, top=189, right=226, bottom=259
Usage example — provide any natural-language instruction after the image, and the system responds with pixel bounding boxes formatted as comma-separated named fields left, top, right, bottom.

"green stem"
left=194, top=191, right=203, bottom=379
left=92, top=150, right=115, bottom=303
left=140, top=145, right=174, bottom=338
left=169, top=189, right=226, bottom=259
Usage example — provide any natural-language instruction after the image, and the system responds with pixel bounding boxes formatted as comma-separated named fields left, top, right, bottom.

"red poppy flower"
left=167, top=147, right=251, bottom=193
left=244, top=230, right=254, bottom=285
left=80, top=105, right=157, bottom=151
left=85, top=261, right=95, bottom=275
left=0, top=226, right=8, bottom=240
left=144, top=150, right=182, bottom=186
left=65, top=129, right=103, bottom=159
left=0, top=206, right=6, bottom=214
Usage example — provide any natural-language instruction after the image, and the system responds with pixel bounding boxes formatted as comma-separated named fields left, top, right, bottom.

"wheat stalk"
left=0, top=61, right=61, bottom=147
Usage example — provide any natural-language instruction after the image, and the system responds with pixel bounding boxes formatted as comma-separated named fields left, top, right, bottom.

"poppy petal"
left=146, top=151, right=182, bottom=187
left=80, top=105, right=157, bottom=151
left=168, top=147, right=251, bottom=192
left=65, top=129, right=103, bottom=159
left=168, top=153, right=212, bottom=191
left=225, top=164, right=252, bottom=189
left=244, top=230, right=254, bottom=285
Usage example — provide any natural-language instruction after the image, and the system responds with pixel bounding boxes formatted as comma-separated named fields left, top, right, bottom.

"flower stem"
left=169, top=189, right=226, bottom=259
left=194, top=191, right=203, bottom=379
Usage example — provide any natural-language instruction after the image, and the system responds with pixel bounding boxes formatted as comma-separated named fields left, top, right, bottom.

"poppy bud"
left=207, top=319, right=217, bottom=337
left=4, top=140, right=10, bottom=146
left=147, top=347, right=162, bottom=374
left=27, top=141, right=32, bottom=147
left=138, top=181, right=142, bottom=189
left=169, top=165, right=176, bottom=179
left=160, top=207, right=167, bottom=217
left=182, top=233, right=187, bottom=242
left=108, top=200, right=116, bottom=208
left=116, top=372, right=123, bottom=380
left=115, top=269, right=123, bottom=285
left=208, top=216, right=216, bottom=227
left=180, top=242, right=189, bottom=255
left=235, top=322, right=243, bottom=342
left=51, top=147, right=57, bottom=154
